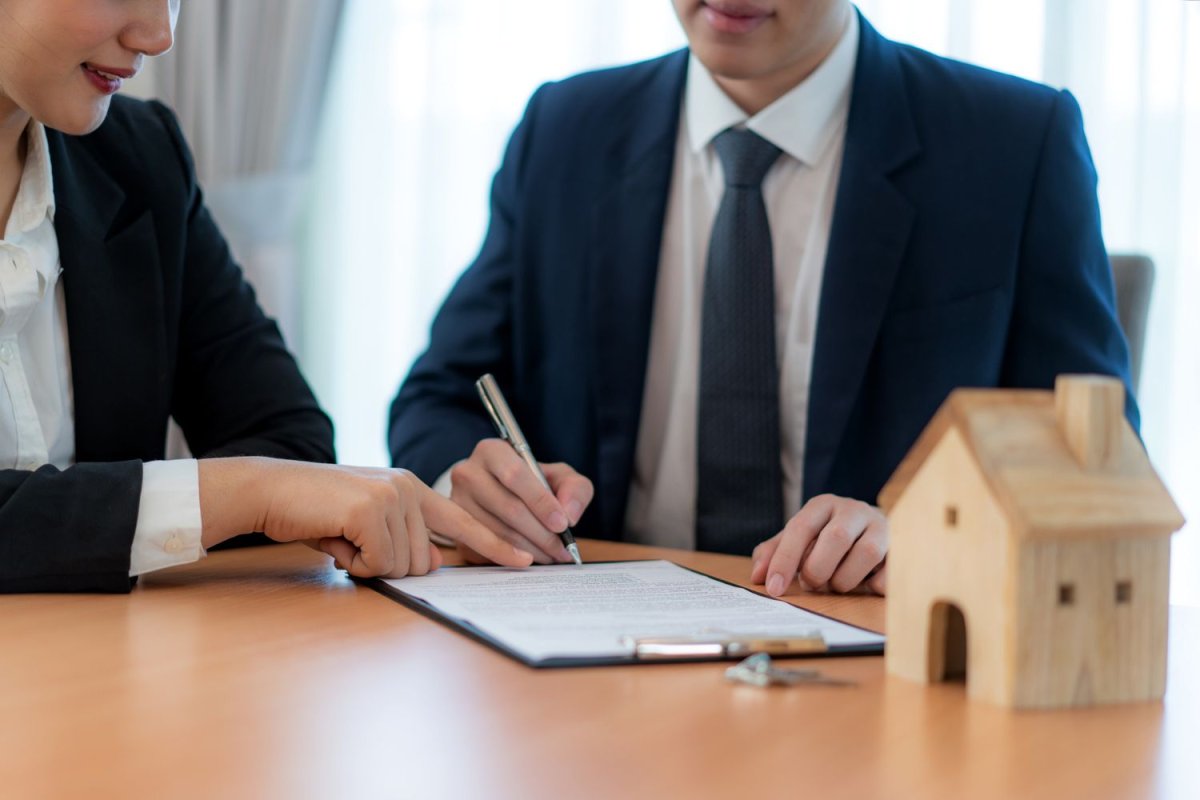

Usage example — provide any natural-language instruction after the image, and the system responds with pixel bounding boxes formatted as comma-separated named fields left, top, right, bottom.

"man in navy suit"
left=389, top=0, right=1135, bottom=596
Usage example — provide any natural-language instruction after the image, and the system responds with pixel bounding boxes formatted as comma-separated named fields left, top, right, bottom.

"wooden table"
left=1, top=540, right=1194, bottom=799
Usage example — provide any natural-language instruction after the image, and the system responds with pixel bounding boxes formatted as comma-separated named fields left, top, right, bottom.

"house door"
left=928, top=601, right=968, bottom=683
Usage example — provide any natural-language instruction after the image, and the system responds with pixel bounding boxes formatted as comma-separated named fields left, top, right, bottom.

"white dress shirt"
left=0, top=121, right=203, bottom=576
left=625, top=14, right=860, bottom=549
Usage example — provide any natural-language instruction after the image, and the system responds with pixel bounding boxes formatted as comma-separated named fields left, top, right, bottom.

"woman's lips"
left=700, top=1, right=773, bottom=35
left=81, top=63, right=126, bottom=95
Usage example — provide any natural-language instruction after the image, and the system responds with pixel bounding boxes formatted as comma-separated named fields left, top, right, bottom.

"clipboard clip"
left=621, top=632, right=828, bottom=660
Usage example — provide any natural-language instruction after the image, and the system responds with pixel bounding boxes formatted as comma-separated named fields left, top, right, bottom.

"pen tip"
left=568, top=543, right=583, bottom=566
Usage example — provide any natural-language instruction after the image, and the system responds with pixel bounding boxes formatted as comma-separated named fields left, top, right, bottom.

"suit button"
left=0, top=342, right=13, bottom=364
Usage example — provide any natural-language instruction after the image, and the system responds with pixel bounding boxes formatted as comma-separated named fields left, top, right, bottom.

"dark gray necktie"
left=696, top=128, right=784, bottom=555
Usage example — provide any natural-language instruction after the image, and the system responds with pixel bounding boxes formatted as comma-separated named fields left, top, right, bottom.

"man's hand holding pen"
left=460, top=375, right=885, bottom=590
left=450, top=438, right=593, bottom=565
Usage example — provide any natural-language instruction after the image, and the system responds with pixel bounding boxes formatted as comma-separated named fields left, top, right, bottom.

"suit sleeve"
left=148, top=102, right=336, bottom=463
left=0, top=462, right=142, bottom=592
left=1001, top=89, right=1140, bottom=431
left=387, top=87, right=547, bottom=483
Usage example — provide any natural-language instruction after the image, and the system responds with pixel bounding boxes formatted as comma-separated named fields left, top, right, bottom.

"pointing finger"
left=421, top=487, right=533, bottom=568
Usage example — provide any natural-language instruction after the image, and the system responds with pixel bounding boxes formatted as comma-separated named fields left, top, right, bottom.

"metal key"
left=724, top=653, right=857, bottom=688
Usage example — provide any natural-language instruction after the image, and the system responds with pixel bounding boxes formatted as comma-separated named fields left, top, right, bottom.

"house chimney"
left=1055, top=374, right=1124, bottom=470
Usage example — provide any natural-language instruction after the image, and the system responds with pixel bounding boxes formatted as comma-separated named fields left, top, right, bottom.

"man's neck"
left=713, top=4, right=851, bottom=116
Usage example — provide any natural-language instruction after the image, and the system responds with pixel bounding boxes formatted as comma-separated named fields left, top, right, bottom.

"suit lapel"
left=804, top=15, right=921, bottom=500
left=47, top=132, right=165, bottom=462
left=589, top=51, right=688, bottom=535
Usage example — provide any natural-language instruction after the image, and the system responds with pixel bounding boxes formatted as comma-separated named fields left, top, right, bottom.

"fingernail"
left=751, top=557, right=761, bottom=575
left=767, top=574, right=785, bottom=596
left=513, top=546, right=529, bottom=561
left=549, top=511, right=568, bottom=532
left=566, top=500, right=584, bottom=524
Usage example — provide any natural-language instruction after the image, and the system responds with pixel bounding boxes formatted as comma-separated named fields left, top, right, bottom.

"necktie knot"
left=713, top=128, right=782, bottom=188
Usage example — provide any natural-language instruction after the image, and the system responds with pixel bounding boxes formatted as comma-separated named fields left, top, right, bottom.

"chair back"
left=1109, top=254, right=1155, bottom=393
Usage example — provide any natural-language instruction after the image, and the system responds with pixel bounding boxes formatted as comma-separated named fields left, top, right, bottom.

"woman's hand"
left=198, top=458, right=533, bottom=578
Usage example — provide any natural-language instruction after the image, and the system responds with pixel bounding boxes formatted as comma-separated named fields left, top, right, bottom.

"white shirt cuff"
left=129, top=459, right=205, bottom=577
left=432, top=466, right=454, bottom=498
left=430, top=466, right=456, bottom=547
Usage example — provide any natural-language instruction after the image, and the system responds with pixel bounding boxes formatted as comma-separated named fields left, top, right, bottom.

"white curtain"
left=138, top=0, right=345, bottom=344
left=306, top=0, right=1199, bottom=603
left=301, top=0, right=685, bottom=467
left=123, top=1, right=343, bottom=460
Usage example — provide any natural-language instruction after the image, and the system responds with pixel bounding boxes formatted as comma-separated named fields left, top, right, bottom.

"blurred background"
left=131, top=0, right=1199, bottom=603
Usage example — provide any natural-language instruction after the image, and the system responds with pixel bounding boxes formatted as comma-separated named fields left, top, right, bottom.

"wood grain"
left=883, top=377, right=1180, bottom=710
left=879, top=384, right=1184, bottom=540
left=1, top=541, right=1195, bottom=800
left=886, top=427, right=1017, bottom=705
left=1013, top=536, right=1169, bottom=707
left=1054, top=374, right=1124, bottom=471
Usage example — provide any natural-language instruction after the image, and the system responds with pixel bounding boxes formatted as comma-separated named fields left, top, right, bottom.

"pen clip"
left=476, top=375, right=511, bottom=441
left=476, top=374, right=532, bottom=450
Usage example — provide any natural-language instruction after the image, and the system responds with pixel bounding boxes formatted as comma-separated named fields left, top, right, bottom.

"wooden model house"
left=879, top=375, right=1185, bottom=709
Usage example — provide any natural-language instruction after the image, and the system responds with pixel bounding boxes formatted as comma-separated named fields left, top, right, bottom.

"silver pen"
left=475, top=374, right=583, bottom=565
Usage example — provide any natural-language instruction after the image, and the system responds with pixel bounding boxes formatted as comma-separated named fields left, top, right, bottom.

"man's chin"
left=691, top=46, right=772, bottom=83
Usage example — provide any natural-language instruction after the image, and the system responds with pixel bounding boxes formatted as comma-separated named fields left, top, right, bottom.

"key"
left=724, top=653, right=857, bottom=687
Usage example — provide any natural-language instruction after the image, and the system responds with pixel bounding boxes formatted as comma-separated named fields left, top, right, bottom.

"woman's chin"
left=42, top=98, right=112, bottom=136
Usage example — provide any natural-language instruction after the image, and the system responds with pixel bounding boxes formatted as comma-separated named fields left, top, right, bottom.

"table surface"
left=2, top=540, right=1195, bottom=800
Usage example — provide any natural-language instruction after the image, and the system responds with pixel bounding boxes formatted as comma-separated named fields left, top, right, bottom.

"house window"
left=1058, top=584, right=1075, bottom=606
left=1116, top=581, right=1132, bottom=604
left=945, top=505, right=958, bottom=528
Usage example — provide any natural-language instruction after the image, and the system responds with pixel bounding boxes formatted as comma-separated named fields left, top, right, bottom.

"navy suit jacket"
left=389, top=16, right=1137, bottom=545
left=0, top=97, right=334, bottom=593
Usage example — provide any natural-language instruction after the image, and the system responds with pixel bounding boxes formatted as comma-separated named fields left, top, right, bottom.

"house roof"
left=877, top=388, right=1185, bottom=540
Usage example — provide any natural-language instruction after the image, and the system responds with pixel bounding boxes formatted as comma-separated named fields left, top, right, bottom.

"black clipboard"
left=364, top=560, right=885, bottom=668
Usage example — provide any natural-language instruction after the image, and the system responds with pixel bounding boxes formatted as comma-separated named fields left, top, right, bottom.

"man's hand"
left=749, top=494, right=888, bottom=596
left=199, top=458, right=533, bottom=578
left=449, top=438, right=594, bottom=564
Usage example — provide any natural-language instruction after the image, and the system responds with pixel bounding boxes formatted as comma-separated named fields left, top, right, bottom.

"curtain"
left=124, top=0, right=344, bottom=460
left=137, top=0, right=345, bottom=343
left=300, top=0, right=686, bottom=467
left=305, top=0, right=1199, bottom=603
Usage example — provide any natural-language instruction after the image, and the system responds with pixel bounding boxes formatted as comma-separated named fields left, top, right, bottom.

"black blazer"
left=0, top=97, right=334, bottom=593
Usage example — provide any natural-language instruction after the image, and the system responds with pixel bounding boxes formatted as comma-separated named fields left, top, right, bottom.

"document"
left=374, top=560, right=884, bottom=666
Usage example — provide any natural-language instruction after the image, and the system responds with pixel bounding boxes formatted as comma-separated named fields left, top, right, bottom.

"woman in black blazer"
left=0, top=1, right=529, bottom=592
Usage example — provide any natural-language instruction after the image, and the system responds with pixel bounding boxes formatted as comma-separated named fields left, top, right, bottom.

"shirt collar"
left=685, top=11, right=859, bottom=166
left=5, top=120, right=57, bottom=238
